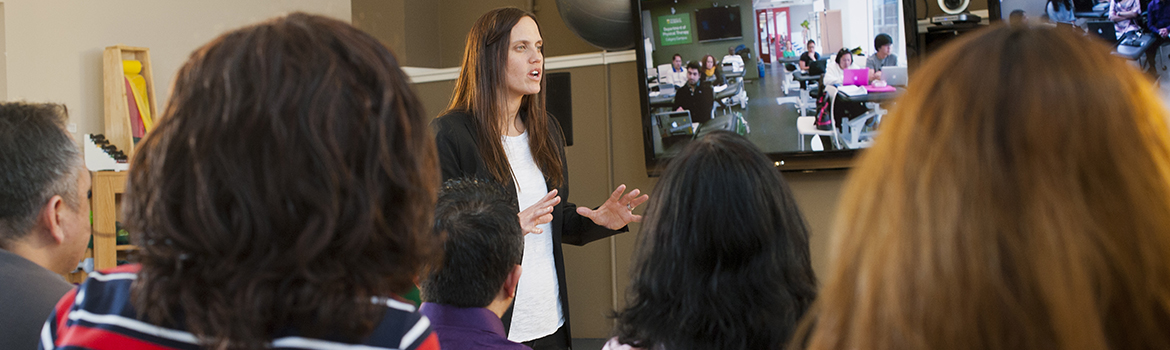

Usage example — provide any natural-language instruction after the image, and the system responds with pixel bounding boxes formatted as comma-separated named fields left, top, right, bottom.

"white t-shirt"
left=502, top=131, right=564, bottom=342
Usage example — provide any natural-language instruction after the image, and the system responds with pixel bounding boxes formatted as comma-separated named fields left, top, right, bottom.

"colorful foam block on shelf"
left=123, top=60, right=154, bottom=133
left=84, top=134, right=129, bottom=171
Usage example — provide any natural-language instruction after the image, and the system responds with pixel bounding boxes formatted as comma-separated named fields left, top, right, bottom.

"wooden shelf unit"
left=91, top=171, right=129, bottom=271
left=102, top=45, right=158, bottom=158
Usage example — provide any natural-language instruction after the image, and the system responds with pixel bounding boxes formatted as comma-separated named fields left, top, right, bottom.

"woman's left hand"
left=577, top=184, right=650, bottom=230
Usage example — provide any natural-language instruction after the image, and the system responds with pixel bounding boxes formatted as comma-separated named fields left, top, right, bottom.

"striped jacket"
left=39, top=264, right=440, bottom=350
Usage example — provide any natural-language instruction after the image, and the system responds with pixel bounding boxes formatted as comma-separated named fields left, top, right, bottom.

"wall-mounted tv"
left=696, top=6, right=743, bottom=42
left=634, top=0, right=933, bottom=174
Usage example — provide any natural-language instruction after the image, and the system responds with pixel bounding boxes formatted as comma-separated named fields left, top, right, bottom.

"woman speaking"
left=431, top=7, right=648, bottom=350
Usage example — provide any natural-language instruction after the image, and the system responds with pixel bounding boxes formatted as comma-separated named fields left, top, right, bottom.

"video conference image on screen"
left=637, top=0, right=910, bottom=163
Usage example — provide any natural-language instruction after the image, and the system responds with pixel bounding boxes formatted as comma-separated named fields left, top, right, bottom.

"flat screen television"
left=635, top=0, right=930, bottom=174
left=695, top=6, right=743, bottom=42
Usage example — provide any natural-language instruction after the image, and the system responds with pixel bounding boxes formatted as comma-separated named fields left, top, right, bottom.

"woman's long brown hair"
left=794, top=24, right=1170, bottom=350
left=443, top=7, right=563, bottom=188
left=125, top=13, right=439, bottom=349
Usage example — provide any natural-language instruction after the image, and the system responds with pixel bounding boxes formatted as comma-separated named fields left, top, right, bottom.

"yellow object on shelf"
left=104, top=45, right=157, bottom=157
left=123, top=60, right=154, bottom=132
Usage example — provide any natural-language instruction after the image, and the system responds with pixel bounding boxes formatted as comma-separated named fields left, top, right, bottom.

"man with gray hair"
left=0, top=102, right=91, bottom=350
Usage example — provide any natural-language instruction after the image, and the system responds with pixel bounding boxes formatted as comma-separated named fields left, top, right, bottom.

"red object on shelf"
left=124, top=78, right=145, bottom=138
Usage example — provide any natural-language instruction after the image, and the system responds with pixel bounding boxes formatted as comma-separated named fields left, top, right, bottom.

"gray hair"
left=0, top=102, right=83, bottom=247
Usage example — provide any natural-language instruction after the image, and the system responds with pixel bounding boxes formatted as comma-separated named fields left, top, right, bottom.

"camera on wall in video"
left=930, top=0, right=982, bottom=25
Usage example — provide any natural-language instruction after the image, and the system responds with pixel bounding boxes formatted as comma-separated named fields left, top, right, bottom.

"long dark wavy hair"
left=443, top=7, right=563, bottom=188
left=124, top=13, right=439, bottom=349
left=613, top=131, right=818, bottom=350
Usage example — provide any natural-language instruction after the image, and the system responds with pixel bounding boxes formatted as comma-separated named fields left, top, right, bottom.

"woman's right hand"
left=519, top=189, right=560, bottom=235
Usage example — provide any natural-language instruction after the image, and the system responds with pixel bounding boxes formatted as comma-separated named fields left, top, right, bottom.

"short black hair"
left=421, top=178, right=523, bottom=308
left=0, top=102, right=81, bottom=246
left=686, top=61, right=702, bottom=71
left=673, top=53, right=683, bottom=61
left=875, top=33, right=893, bottom=50
left=807, top=39, right=815, bottom=45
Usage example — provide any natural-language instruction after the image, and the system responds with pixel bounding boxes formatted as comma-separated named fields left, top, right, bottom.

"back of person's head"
left=615, top=131, right=817, bottom=350
left=796, top=24, right=1170, bottom=350
left=421, top=178, right=523, bottom=307
left=125, top=12, right=439, bottom=349
left=0, top=103, right=82, bottom=243
left=874, top=33, right=893, bottom=49
left=1010, top=9, right=1028, bottom=23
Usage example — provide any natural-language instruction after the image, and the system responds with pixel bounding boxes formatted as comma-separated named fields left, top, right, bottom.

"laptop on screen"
left=883, top=66, right=908, bottom=86
left=843, top=68, right=868, bottom=86
left=1087, top=21, right=1117, bottom=43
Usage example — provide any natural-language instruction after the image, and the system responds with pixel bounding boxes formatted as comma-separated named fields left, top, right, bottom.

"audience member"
left=798, top=40, right=820, bottom=71
left=673, top=61, right=715, bottom=124
left=823, top=48, right=853, bottom=87
left=867, top=33, right=898, bottom=83
left=700, top=54, right=726, bottom=87
left=1110, top=0, right=1141, bottom=40
left=1048, top=0, right=1076, bottom=24
left=663, top=53, right=688, bottom=87
left=794, top=24, right=1170, bottom=350
left=1149, top=0, right=1170, bottom=37
left=606, top=130, right=817, bottom=350
left=781, top=40, right=796, bottom=58
left=817, top=49, right=867, bottom=136
left=0, top=102, right=90, bottom=350
left=420, top=178, right=530, bottom=350
left=1009, top=9, right=1028, bottom=24
left=41, top=13, right=442, bottom=350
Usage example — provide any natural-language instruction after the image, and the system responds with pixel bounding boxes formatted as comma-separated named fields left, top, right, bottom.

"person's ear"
left=39, top=195, right=67, bottom=245
left=503, top=265, right=522, bottom=299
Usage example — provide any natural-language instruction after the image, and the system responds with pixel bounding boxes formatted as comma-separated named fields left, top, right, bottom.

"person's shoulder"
left=0, top=250, right=73, bottom=297
left=432, top=110, right=478, bottom=139
left=365, top=298, right=438, bottom=350
left=433, top=110, right=474, bottom=129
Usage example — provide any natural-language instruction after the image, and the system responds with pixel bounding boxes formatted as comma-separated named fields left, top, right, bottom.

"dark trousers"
left=521, top=326, right=570, bottom=350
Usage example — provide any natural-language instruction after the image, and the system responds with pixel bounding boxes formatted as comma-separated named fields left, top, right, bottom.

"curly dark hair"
left=124, top=13, right=439, bottom=349
left=612, top=131, right=817, bottom=350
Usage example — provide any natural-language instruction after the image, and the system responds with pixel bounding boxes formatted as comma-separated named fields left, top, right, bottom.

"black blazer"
left=431, top=110, right=625, bottom=343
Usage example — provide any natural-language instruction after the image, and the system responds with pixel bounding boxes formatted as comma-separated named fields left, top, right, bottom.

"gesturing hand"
left=576, top=184, right=650, bottom=230
left=518, top=189, right=560, bottom=235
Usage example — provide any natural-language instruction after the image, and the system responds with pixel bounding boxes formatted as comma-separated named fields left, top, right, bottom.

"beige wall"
left=4, top=0, right=352, bottom=138
left=353, top=0, right=598, bottom=68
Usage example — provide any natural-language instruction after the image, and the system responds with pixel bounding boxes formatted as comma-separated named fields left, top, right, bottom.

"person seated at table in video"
left=1110, top=0, right=1141, bottom=40
left=799, top=40, right=820, bottom=72
left=823, top=48, right=853, bottom=87
left=701, top=54, right=726, bottom=87
left=1048, top=0, right=1076, bottom=25
left=798, top=40, right=821, bottom=89
left=663, top=53, right=688, bottom=88
left=674, top=62, right=715, bottom=125
left=867, top=34, right=898, bottom=83
left=819, top=49, right=868, bottom=132
left=782, top=40, right=797, bottom=58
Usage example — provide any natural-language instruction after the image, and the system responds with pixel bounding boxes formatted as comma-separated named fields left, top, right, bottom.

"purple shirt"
left=419, top=303, right=532, bottom=350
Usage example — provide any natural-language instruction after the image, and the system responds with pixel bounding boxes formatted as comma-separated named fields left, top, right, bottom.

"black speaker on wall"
left=545, top=72, right=573, bottom=146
